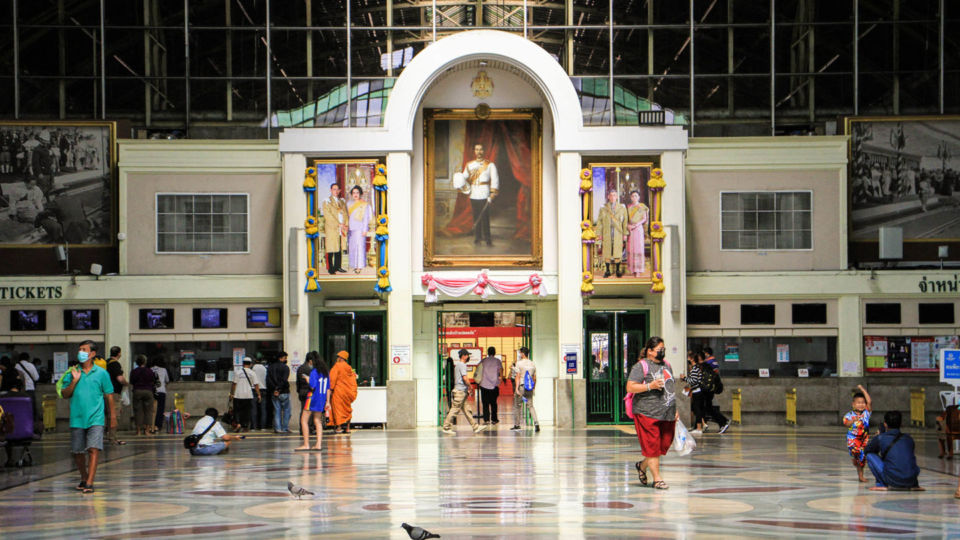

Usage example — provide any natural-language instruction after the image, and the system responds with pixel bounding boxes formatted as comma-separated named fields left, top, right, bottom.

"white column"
left=281, top=153, right=310, bottom=362
left=660, top=150, right=686, bottom=373
left=386, top=151, right=414, bottom=382
left=104, top=299, right=129, bottom=371
left=838, top=295, right=863, bottom=376
left=556, top=152, right=582, bottom=375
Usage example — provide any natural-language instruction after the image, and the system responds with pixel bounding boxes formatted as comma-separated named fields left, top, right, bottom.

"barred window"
left=720, top=191, right=812, bottom=250
left=156, top=194, right=248, bottom=253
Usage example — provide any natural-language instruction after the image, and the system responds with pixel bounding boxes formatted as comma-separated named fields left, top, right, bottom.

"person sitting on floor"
left=863, top=410, right=923, bottom=492
left=189, top=408, right=243, bottom=456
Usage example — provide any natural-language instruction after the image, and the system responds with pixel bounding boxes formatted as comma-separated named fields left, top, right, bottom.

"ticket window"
left=319, top=312, right=386, bottom=386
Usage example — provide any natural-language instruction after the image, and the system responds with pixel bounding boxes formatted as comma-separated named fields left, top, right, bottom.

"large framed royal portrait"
left=587, top=162, right=655, bottom=282
left=423, top=108, right=542, bottom=267
left=311, top=159, right=379, bottom=278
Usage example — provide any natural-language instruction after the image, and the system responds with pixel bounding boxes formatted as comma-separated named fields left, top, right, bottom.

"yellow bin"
left=42, top=394, right=57, bottom=432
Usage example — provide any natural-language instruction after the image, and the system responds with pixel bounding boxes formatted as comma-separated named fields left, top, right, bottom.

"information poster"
left=390, top=345, right=411, bottom=366
left=180, top=351, right=196, bottom=368
left=759, top=368, right=770, bottom=378
left=797, top=368, right=809, bottom=378
left=864, top=335, right=952, bottom=373
left=232, top=348, right=245, bottom=367
left=910, top=338, right=934, bottom=370
left=776, top=344, right=790, bottom=363
left=53, top=352, right=69, bottom=380
left=204, top=373, right=216, bottom=382
left=724, top=344, right=739, bottom=362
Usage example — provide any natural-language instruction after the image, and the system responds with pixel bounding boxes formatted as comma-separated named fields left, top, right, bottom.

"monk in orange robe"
left=328, top=351, right=358, bottom=433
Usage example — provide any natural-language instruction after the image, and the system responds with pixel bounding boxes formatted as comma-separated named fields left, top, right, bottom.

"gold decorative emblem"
left=471, top=70, right=494, bottom=98
left=474, top=103, right=491, bottom=120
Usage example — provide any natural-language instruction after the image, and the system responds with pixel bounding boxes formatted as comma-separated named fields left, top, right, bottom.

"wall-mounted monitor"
left=64, top=309, right=100, bottom=331
left=246, top=307, right=281, bottom=329
left=139, top=308, right=174, bottom=330
left=11, top=310, right=46, bottom=331
left=193, top=308, right=228, bottom=329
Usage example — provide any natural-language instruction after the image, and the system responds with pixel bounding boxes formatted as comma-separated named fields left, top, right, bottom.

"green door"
left=319, top=311, right=386, bottom=386
left=585, top=311, right=649, bottom=424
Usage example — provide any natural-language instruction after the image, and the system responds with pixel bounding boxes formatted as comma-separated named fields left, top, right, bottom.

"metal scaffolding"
left=1, top=0, right=955, bottom=137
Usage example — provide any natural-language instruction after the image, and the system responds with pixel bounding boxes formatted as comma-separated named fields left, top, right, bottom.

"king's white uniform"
left=458, top=159, right=499, bottom=200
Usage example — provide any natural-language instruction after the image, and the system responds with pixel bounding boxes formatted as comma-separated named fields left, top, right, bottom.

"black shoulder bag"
left=184, top=417, right=218, bottom=449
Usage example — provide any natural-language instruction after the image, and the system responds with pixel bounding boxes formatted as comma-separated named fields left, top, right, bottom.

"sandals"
left=652, top=480, right=669, bottom=490
left=635, top=461, right=648, bottom=485
left=82, top=485, right=95, bottom=494
left=76, top=482, right=87, bottom=491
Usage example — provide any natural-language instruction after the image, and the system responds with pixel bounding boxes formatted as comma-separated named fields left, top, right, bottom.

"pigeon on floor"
left=287, top=481, right=314, bottom=499
left=401, top=522, right=440, bottom=539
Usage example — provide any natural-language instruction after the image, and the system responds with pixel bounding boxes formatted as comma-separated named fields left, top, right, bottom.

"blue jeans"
left=253, top=397, right=267, bottom=430
left=865, top=453, right=886, bottom=487
left=190, top=442, right=226, bottom=456
left=273, top=393, right=291, bottom=431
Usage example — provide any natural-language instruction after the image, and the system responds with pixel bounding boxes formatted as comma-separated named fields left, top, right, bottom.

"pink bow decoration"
left=421, top=272, right=549, bottom=303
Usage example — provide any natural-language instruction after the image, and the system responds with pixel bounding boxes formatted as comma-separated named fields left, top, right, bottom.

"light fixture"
left=323, top=298, right=381, bottom=308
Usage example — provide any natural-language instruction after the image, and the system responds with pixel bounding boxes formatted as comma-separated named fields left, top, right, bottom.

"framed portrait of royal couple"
left=423, top=108, right=543, bottom=267
left=311, top=159, right=379, bottom=278
left=588, top=162, right=655, bottom=282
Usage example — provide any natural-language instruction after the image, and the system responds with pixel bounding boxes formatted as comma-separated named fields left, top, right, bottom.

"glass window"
left=688, top=336, right=837, bottom=377
left=720, top=191, right=812, bottom=250
left=156, top=193, right=249, bottom=253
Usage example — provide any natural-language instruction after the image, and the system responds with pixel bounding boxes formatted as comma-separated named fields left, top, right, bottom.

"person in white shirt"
left=252, top=359, right=269, bottom=431
left=150, top=358, right=170, bottom=434
left=15, top=352, right=41, bottom=435
left=189, top=408, right=243, bottom=455
left=21, top=179, right=45, bottom=212
left=229, top=358, right=261, bottom=432
left=511, top=347, right=540, bottom=433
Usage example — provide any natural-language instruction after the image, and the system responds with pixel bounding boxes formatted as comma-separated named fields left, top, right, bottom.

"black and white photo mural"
left=846, top=116, right=960, bottom=244
left=0, top=122, right=115, bottom=246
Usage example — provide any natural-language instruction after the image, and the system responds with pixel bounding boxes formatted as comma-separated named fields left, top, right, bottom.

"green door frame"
left=318, top=311, right=387, bottom=386
left=584, top=310, right=650, bottom=425
left=436, top=309, right=533, bottom=426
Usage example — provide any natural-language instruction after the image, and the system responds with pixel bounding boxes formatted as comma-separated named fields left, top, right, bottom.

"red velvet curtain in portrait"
left=441, top=120, right=531, bottom=239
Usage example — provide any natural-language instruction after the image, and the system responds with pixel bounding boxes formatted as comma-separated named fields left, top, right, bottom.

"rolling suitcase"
left=0, top=395, right=35, bottom=467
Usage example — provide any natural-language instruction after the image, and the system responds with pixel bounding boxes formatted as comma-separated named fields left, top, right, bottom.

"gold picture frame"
left=423, top=108, right=543, bottom=268
left=310, top=158, right=381, bottom=280
left=586, top=162, right=656, bottom=284
left=0, top=120, right=117, bottom=248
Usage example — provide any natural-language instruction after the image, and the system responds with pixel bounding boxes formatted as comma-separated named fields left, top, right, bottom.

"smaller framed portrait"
left=587, top=163, right=655, bottom=282
left=313, top=159, right=379, bottom=279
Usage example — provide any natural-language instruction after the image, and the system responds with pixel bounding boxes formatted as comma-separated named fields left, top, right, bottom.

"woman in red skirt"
left=626, top=336, right=678, bottom=490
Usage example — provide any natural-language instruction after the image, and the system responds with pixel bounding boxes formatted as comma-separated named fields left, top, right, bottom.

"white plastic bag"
left=120, top=387, right=131, bottom=407
left=672, top=419, right=697, bottom=456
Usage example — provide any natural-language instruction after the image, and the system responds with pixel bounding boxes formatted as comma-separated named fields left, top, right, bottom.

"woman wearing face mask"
left=625, top=336, right=678, bottom=490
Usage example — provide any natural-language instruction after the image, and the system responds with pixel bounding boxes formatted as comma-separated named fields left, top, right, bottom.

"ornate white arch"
left=279, top=29, right=687, bottom=154
left=383, top=30, right=582, bottom=148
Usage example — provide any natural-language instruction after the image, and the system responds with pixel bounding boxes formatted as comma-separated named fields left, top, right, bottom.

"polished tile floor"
left=1, top=424, right=959, bottom=539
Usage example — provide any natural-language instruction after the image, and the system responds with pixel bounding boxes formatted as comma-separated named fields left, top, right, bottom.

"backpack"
left=623, top=359, right=674, bottom=420
left=702, top=368, right=724, bottom=395
left=523, top=371, right=535, bottom=392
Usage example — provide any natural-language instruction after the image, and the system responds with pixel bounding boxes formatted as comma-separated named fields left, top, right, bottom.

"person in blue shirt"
left=863, top=410, right=923, bottom=491
left=296, top=358, right=331, bottom=451
left=61, top=340, right=117, bottom=494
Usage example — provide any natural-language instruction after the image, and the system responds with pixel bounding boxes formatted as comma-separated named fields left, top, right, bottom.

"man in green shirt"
left=61, top=339, right=117, bottom=494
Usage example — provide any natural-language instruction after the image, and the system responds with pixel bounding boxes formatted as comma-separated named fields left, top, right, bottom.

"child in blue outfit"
left=843, top=384, right=872, bottom=483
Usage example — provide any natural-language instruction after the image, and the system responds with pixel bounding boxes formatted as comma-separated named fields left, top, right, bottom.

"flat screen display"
left=139, top=308, right=174, bottom=330
left=64, top=309, right=100, bottom=331
left=246, top=308, right=281, bottom=328
left=11, top=310, right=46, bottom=331
left=193, top=308, right=228, bottom=329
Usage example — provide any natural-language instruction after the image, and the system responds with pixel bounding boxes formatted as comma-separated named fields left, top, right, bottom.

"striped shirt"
left=687, top=364, right=703, bottom=392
